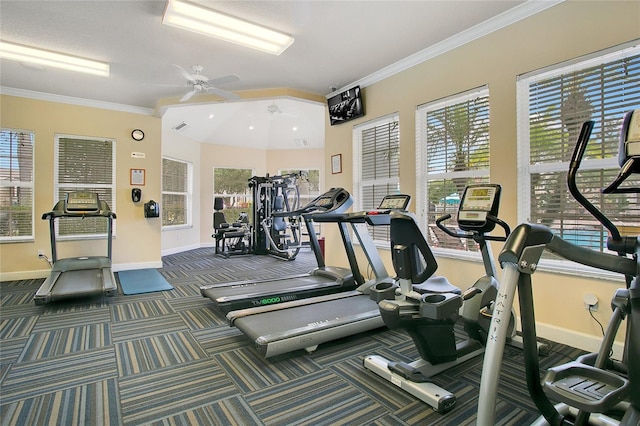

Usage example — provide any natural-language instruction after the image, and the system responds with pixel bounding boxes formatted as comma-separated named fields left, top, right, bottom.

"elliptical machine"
left=477, top=111, right=640, bottom=425
left=364, top=184, right=517, bottom=413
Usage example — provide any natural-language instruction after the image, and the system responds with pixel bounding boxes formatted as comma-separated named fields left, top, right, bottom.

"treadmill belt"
left=51, top=269, right=104, bottom=298
left=207, top=275, right=340, bottom=300
left=234, top=294, right=378, bottom=341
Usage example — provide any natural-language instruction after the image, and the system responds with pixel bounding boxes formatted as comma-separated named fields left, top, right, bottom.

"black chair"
left=212, top=197, right=251, bottom=257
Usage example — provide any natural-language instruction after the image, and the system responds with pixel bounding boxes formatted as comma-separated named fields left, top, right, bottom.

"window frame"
left=162, top=156, right=193, bottom=229
left=516, top=40, right=640, bottom=280
left=415, top=86, right=491, bottom=259
left=279, top=168, right=321, bottom=207
left=0, top=128, right=35, bottom=243
left=54, top=133, right=116, bottom=240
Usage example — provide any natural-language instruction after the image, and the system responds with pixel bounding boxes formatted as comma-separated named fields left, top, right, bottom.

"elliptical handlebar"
left=567, top=120, right=623, bottom=243
left=435, top=213, right=510, bottom=242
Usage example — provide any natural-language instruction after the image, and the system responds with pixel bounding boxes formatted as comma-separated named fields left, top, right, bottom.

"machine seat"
left=414, top=276, right=461, bottom=295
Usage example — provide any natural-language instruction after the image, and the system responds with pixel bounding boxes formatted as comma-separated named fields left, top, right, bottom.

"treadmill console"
left=457, top=184, right=501, bottom=232
left=65, top=192, right=100, bottom=213
left=306, top=188, right=352, bottom=212
left=369, top=194, right=411, bottom=213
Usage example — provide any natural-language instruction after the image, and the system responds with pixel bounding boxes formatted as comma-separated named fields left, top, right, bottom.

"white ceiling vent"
left=295, top=138, right=310, bottom=148
left=172, top=121, right=191, bottom=132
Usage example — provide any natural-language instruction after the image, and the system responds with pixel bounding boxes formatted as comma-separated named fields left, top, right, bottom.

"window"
left=0, top=129, right=34, bottom=241
left=353, top=114, right=400, bottom=243
left=280, top=168, right=321, bottom=207
left=212, top=167, right=253, bottom=223
left=162, top=157, right=192, bottom=228
left=416, top=87, right=490, bottom=252
left=517, top=41, right=640, bottom=265
left=55, top=135, right=115, bottom=237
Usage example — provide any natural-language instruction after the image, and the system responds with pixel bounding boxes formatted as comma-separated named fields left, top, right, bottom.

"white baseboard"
left=534, top=321, right=625, bottom=360
left=161, top=242, right=204, bottom=257
left=112, top=261, right=163, bottom=272
left=0, top=269, right=51, bottom=281
left=1, top=243, right=213, bottom=281
left=0, top=260, right=163, bottom=281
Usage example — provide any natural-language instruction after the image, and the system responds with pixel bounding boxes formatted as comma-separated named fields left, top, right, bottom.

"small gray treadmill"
left=227, top=194, right=411, bottom=357
left=34, top=192, right=117, bottom=305
left=201, top=188, right=363, bottom=313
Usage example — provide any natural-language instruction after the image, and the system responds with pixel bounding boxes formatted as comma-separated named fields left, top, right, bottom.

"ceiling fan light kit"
left=0, top=40, right=110, bottom=76
left=162, top=0, right=294, bottom=55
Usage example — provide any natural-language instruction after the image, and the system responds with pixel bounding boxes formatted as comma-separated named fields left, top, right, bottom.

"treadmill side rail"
left=33, top=271, right=62, bottom=305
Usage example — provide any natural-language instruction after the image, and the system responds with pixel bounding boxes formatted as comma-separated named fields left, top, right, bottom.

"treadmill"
left=200, top=187, right=362, bottom=313
left=227, top=194, right=411, bottom=357
left=34, top=192, right=117, bottom=305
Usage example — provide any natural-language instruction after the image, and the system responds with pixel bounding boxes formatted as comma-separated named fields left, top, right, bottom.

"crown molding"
left=329, top=0, right=565, bottom=97
left=0, top=86, right=155, bottom=116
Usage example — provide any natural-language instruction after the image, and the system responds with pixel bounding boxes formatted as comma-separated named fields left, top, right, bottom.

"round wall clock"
left=131, top=129, right=145, bottom=141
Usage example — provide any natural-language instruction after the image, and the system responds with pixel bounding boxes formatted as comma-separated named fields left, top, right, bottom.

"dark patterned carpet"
left=0, top=247, right=584, bottom=425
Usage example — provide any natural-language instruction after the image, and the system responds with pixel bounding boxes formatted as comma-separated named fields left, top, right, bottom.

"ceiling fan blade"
left=180, top=89, right=197, bottom=102
left=206, top=87, right=241, bottom=101
left=208, top=75, right=240, bottom=87
left=172, top=64, right=195, bottom=82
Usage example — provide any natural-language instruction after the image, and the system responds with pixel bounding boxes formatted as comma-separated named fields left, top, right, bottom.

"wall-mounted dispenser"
left=144, top=200, right=159, bottom=218
left=132, top=188, right=141, bottom=202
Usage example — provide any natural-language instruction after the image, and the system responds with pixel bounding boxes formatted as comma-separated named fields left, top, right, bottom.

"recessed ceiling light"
left=208, top=113, right=215, bottom=119
left=292, top=126, right=298, bottom=132
left=0, top=40, right=109, bottom=76
left=249, top=125, right=255, bottom=130
left=162, top=0, right=294, bottom=55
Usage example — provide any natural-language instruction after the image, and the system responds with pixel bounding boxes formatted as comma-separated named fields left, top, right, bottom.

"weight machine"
left=248, top=172, right=305, bottom=260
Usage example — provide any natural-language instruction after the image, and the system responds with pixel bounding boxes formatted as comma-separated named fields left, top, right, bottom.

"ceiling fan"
left=174, top=64, right=240, bottom=102
left=267, top=100, right=299, bottom=118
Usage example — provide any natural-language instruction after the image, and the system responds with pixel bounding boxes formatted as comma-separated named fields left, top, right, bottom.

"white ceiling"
left=1, top=0, right=547, bottom=150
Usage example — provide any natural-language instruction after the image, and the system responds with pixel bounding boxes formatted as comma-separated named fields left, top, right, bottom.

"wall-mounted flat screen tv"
left=328, top=86, right=364, bottom=125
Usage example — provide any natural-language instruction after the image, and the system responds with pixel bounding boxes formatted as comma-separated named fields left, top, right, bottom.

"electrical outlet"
left=37, top=250, right=45, bottom=258
left=584, top=293, right=599, bottom=311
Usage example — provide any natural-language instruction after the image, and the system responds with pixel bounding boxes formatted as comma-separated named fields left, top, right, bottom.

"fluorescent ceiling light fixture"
left=0, top=40, right=109, bottom=77
left=162, top=0, right=294, bottom=55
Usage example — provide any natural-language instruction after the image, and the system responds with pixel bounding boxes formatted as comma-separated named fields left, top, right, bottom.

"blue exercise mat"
left=118, top=269, right=174, bottom=295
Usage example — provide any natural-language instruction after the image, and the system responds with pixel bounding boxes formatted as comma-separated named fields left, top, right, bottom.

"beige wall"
left=266, top=148, right=325, bottom=178
left=323, top=0, right=640, bottom=352
left=0, top=95, right=162, bottom=279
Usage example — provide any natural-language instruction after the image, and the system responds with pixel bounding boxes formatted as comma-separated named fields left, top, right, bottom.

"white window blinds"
left=55, top=135, right=115, bottom=237
left=518, top=43, right=640, bottom=255
left=0, top=129, right=34, bottom=241
left=162, top=157, right=192, bottom=227
left=353, top=114, right=400, bottom=243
